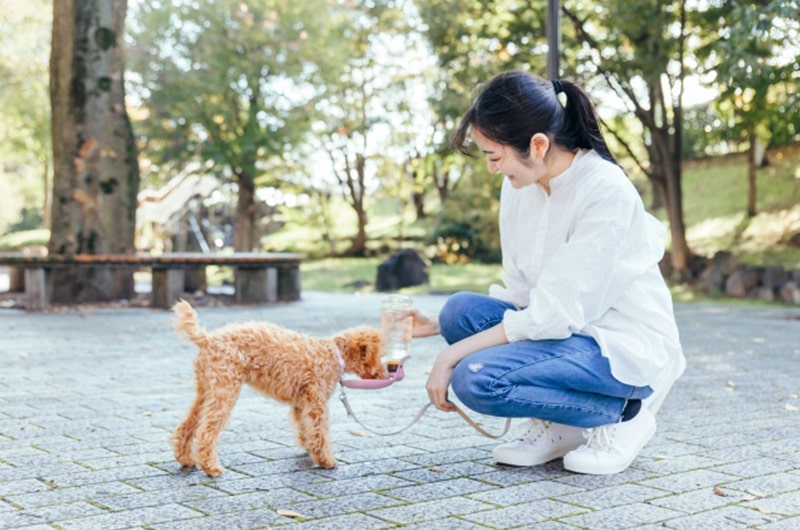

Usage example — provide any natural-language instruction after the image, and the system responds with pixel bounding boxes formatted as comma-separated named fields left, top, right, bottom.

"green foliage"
left=427, top=168, right=502, bottom=263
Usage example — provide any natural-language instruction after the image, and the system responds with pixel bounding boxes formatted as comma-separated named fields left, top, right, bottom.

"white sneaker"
left=563, top=408, right=656, bottom=475
left=492, top=419, right=585, bottom=467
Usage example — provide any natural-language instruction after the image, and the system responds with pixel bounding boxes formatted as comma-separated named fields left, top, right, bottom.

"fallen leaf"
left=746, top=489, right=768, bottom=498
left=142, top=411, right=153, bottom=417
left=784, top=403, right=798, bottom=412
left=756, top=506, right=773, bottom=514
left=651, top=454, right=672, bottom=461
left=428, top=466, right=445, bottom=473
left=349, top=429, right=366, bottom=437
left=726, top=380, right=736, bottom=389
left=276, top=508, right=304, bottom=519
left=713, top=486, right=727, bottom=497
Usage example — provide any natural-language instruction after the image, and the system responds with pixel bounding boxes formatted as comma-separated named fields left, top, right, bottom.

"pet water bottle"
left=380, top=294, right=413, bottom=360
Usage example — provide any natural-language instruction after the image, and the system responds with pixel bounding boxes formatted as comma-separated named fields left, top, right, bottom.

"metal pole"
left=547, top=0, right=560, bottom=79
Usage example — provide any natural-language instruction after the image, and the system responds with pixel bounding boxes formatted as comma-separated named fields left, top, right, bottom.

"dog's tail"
left=172, top=300, right=208, bottom=347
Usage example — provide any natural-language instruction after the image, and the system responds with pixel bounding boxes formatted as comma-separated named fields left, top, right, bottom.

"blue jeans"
left=442, top=292, right=653, bottom=428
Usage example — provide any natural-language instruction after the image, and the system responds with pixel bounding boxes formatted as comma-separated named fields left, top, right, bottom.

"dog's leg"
left=195, top=381, right=242, bottom=477
left=290, top=405, right=309, bottom=450
left=297, top=400, right=337, bottom=469
left=170, top=376, right=207, bottom=469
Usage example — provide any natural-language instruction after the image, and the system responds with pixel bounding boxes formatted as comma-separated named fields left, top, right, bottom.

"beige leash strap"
left=338, top=384, right=512, bottom=439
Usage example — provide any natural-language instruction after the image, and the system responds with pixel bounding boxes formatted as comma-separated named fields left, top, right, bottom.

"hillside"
left=679, top=141, right=800, bottom=268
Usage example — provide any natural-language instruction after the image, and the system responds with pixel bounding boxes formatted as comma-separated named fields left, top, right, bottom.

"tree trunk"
left=233, top=172, right=256, bottom=251
left=747, top=135, right=758, bottom=218
left=49, top=0, right=140, bottom=304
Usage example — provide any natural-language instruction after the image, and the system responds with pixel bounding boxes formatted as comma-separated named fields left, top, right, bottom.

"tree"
left=560, top=0, right=694, bottom=281
left=128, top=0, right=347, bottom=251
left=308, top=0, right=423, bottom=256
left=696, top=0, right=800, bottom=217
left=49, top=0, right=140, bottom=303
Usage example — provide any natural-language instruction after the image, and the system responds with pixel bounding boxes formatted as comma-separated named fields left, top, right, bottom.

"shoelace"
left=519, top=419, right=551, bottom=444
left=581, top=424, right=617, bottom=451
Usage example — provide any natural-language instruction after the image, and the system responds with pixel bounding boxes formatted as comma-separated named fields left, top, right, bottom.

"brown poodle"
left=170, top=300, right=386, bottom=476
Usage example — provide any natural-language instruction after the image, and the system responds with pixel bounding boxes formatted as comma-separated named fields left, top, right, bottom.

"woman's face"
left=470, top=128, right=546, bottom=190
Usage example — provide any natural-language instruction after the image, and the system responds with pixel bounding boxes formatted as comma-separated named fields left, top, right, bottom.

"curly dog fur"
left=170, top=300, right=386, bottom=476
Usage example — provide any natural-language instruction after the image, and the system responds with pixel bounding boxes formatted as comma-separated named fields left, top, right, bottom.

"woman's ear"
left=529, top=133, right=550, bottom=160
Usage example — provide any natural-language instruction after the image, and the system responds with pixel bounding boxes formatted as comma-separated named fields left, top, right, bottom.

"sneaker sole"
left=493, top=444, right=580, bottom=467
left=563, top=420, right=657, bottom=475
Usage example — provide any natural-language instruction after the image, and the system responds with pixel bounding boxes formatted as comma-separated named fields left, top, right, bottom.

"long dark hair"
left=451, top=71, right=617, bottom=165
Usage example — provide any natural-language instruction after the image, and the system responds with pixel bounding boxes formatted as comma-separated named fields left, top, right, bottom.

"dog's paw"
left=312, top=455, right=338, bottom=469
left=201, top=464, right=224, bottom=477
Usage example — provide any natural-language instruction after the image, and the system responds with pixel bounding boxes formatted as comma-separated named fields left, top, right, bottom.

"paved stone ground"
left=1, top=291, right=799, bottom=530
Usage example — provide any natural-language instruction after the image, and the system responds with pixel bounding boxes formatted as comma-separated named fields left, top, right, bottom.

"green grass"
left=300, top=257, right=504, bottom=295
left=0, top=228, right=49, bottom=251
left=678, top=143, right=800, bottom=268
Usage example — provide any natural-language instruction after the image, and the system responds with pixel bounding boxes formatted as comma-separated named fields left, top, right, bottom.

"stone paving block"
left=56, top=504, right=208, bottom=530
left=287, top=491, right=405, bottom=518
left=296, top=473, right=414, bottom=498
left=382, top=477, right=495, bottom=502
left=461, top=498, right=588, bottom=528
left=759, top=515, right=800, bottom=529
left=723, top=470, right=800, bottom=496
left=145, top=506, right=283, bottom=530
left=396, top=517, right=495, bottom=530
left=710, top=456, right=797, bottom=479
left=282, top=512, right=393, bottom=529
left=558, top=502, right=682, bottom=529
left=182, top=487, right=314, bottom=515
left=391, top=460, right=497, bottom=483
left=648, top=486, right=741, bottom=514
left=7, top=482, right=142, bottom=511
left=1, top=500, right=108, bottom=527
left=660, top=505, right=778, bottom=529
left=558, top=483, right=667, bottom=510
left=368, top=495, right=494, bottom=525
left=748, top=490, right=800, bottom=516
left=641, top=468, right=739, bottom=494
left=470, top=480, right=584, bottom=506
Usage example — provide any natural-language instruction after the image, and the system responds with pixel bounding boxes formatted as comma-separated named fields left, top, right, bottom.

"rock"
left=779, top=281, right=800, bottom=304
left=375, top=249, right=430, bottom=292
left=725, top=267, right=761, bottom=298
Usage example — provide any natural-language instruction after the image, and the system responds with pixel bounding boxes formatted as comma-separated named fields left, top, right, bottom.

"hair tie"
left=552, top=79, right=564, bottom=95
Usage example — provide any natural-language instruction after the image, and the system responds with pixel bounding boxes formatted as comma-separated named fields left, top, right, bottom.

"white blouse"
left=490, top=149, right=685, bottom=403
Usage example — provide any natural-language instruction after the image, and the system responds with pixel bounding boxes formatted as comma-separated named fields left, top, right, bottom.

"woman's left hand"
left=426, top=349, right=457, bottom=412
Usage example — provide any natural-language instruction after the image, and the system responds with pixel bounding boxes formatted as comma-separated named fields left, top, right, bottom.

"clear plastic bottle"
left=380, top=294, right=413, bottom=360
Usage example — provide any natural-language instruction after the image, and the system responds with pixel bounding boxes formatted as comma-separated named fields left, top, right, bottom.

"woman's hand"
left=399, top=307, right=441, bottom=338
left=426, top=348, right=458, bottom=412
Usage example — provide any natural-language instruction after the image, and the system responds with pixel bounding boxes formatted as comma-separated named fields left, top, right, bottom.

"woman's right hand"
left=399, top=307, right=441, bottom=338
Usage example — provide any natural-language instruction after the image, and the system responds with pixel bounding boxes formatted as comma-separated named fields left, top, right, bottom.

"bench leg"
left=9, top=267, right=25, bottom=292
left=235, top=267, right=278, bottom=304
left=152, top=268, right=185, bottom=309
left=278, top=264, right=301, bottom=301
left=24, top=268, right=48, bottom=311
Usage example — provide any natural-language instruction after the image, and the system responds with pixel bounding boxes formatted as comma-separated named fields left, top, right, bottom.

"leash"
left=338, top=385, right=512, bottom=438
left=334, top=345, right=512, bottom=438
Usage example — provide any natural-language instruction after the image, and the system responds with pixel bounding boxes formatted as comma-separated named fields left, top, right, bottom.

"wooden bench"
left=0, top=252, right=304, bottom=310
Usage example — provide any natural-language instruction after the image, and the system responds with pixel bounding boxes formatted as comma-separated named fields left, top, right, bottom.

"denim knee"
left=450, top=359, right=496, bottom=415
left=438, top=292, right=480, bottom=344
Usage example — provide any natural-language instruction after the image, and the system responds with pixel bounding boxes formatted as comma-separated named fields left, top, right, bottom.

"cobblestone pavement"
left=1, top=291, right=799, bottom=530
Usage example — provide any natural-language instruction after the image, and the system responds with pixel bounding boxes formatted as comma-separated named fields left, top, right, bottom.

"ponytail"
left=556, top=80, right=617, bottom=164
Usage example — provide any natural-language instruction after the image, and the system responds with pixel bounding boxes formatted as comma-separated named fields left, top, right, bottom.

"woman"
left=409, top=71, right=685, bottom=475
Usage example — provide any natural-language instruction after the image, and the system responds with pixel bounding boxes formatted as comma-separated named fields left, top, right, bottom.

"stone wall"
left=662, top=251, right=800, bottom=304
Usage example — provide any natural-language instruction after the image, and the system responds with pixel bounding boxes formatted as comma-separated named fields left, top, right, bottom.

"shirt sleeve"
left=502, top=180, right=666, bottom=342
